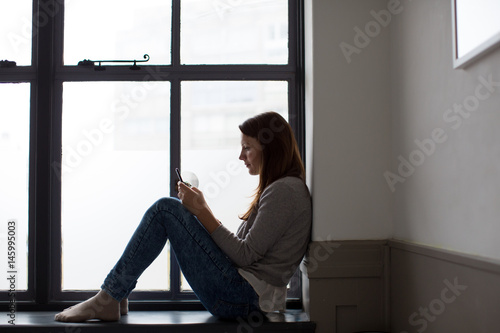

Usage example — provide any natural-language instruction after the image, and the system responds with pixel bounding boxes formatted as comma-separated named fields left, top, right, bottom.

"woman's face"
left=239, top=134, right=262, bottom=175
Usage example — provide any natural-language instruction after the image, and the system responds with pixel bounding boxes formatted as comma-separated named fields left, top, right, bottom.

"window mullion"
left=172, top=0, right=180, bottom=67
left=170, top=0, right=183, bottom=298
left=169, top=76, right=182, bottom=297
left=50, top=0, right=67, bottom=304
left=34, top=0, right=57, bottom=305
left=0, top=69, right=36, bottom=83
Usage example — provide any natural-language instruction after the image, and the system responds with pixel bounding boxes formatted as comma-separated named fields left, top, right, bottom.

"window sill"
left=0, top=310, right=315, bottom=332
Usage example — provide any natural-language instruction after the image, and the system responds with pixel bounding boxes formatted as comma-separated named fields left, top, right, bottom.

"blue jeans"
left=101, top=197, right=261, bottom=319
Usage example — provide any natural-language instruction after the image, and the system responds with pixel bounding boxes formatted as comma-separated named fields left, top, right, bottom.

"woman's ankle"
left=120, top=298, right=129, bottom=315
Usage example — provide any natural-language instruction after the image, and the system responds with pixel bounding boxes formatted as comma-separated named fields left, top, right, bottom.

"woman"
left=55, top=111, right=312, bottom=322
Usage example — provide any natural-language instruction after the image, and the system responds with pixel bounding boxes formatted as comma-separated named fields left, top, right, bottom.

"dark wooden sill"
left=0, top=310, right=315, bottom=333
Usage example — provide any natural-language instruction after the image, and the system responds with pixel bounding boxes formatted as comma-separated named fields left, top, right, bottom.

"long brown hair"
left=239, top=111, right=305, bottom=220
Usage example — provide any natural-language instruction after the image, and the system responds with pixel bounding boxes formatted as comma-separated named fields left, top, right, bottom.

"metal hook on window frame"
left=0, top=60, right=17, bottom=68
left=77, top=54, right=150, bottom=71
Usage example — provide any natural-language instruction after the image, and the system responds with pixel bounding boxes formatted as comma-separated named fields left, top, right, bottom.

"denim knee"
left=154, top=197, right=182, bottom=209
left=149, top=197, right=185, bottom=218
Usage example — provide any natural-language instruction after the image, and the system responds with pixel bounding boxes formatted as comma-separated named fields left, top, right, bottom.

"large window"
left=0, top=0, right=33, bottom=299
left=0, top=0, right=304, bottom=308
left=0, top=84, right=30, bottom=292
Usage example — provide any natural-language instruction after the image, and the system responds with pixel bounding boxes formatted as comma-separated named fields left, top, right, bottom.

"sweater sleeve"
left=210, top=180, right=297, bottom=267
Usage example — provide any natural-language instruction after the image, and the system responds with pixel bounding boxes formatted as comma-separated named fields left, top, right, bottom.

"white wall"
left=390, top=0, right=500, bottom=261
left=306, top=0, right=393, bottom=241
left=306, top=0, right=500, bottom=261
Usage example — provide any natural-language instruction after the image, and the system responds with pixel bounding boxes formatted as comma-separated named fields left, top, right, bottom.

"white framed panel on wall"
left=452, top=0, right=500, bottom=68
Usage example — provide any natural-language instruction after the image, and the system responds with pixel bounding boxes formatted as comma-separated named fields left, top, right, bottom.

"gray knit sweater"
left=210, top=176, right=312, bottom=287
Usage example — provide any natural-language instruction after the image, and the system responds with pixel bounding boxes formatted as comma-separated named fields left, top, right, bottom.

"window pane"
left=64, top=0, right=171, bottom=66
left=61, top=82, right=171, bottom=290
left=180, top=80, right=288, bottom=291
left=181, top=0, right=288, bottom=64
left=0, top=1, right=32, bottom=65
left=180, top=79, right=288, bottom=229
left=0, top=83, right=30, bottom=291
left=180, top=272, right=192, bottom=292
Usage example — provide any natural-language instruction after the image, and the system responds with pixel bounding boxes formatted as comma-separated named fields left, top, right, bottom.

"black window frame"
left=0, top=0, right=305, bottom=310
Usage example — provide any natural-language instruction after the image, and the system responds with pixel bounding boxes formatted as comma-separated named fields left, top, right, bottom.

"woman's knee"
left=149, top=197, right=189, bottom=221
left=154, top=197, right=182, bottom=210
left=143, top=197, right=181, bottom=219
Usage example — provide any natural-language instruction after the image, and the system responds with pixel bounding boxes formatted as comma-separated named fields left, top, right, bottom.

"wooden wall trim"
left=301, top=238, right=500, bottom=333
left=389, top=239, right=500, bottom=274
left=301, top=240, right=388, bottom=278
left=390, top=239, right=500, bottom=333
left=301, top=240, right=390, bottom=333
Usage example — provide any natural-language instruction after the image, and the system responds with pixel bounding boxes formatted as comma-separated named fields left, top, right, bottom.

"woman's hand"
left=177, top=182, right=208, bottom=216
left=177, top=182, right=221, bottom=234
left=177, top=182, right=220, bottom=234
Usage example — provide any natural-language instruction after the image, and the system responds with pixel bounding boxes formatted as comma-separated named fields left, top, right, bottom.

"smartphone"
left=175, top=168, right=184, bottom=183
left=175, top=168, right=192, bottom=187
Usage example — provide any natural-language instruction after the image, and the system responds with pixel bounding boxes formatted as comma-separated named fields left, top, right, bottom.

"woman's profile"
left=54, top=111, right=312, bottom=322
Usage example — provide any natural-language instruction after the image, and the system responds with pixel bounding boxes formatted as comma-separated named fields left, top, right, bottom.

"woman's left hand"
left=177, top=182, right=221, bottom=234
left=177, top=182, right=209, bottom=216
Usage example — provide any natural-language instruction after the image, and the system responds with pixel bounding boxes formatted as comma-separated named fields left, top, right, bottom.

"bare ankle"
left=120, top=298, right=129, bottom=315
